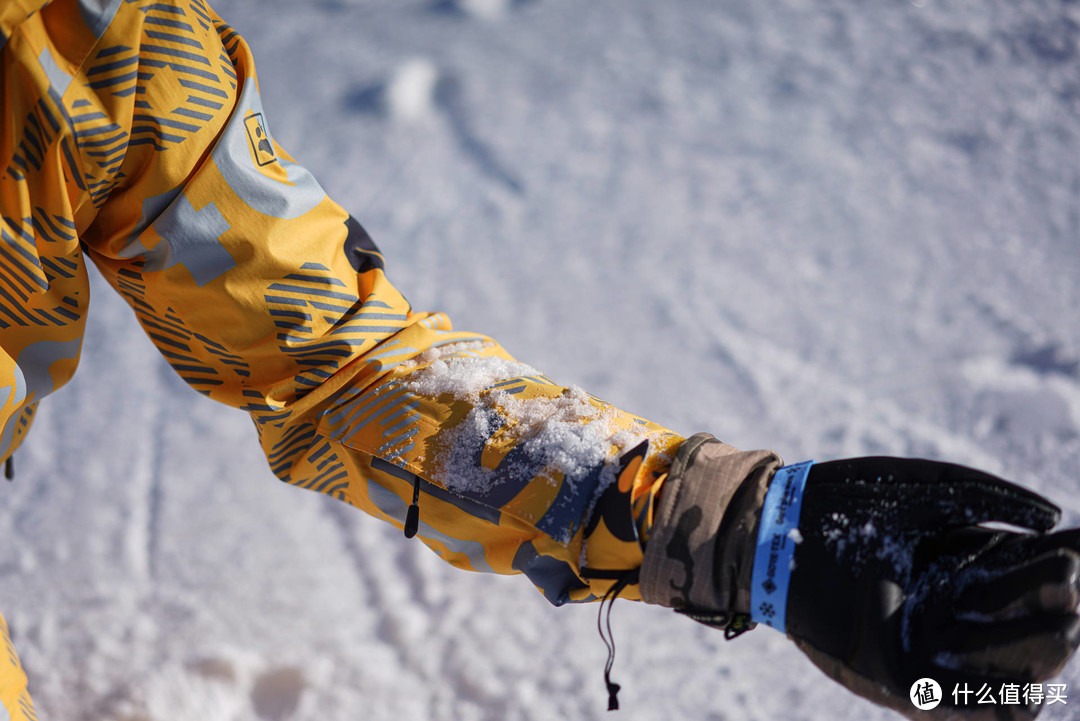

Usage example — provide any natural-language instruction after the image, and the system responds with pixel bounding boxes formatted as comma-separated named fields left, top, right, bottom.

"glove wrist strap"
left=750, top=461, right=814, bottom=632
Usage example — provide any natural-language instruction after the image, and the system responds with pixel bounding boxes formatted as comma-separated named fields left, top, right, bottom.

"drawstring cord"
left=582, top=567, right=640, bottom=711
left=583, top=567, right=756, bottom=711
left=600, top=581, right=624, bottom=710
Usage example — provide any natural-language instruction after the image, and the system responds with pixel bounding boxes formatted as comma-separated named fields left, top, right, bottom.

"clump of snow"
left=407, top=354, right=540, bottom=401
left=406, top=357, right=646, bottom=541
left=386, top=58, right=440, bottom=122
left=501, top=388, right=619, bottom=480
left=406, top=340, right=493, bottom=367
left=787, top=527, right=803, bottom=544
left=433, top=404, right=621, bottom=544
left=502, top=385, right=600, bottom=436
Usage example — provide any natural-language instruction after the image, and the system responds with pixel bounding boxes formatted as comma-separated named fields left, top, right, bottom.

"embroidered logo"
left=244, top=112, right=277, bottom=167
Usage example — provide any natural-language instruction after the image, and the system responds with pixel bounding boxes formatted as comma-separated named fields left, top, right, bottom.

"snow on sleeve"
left=405, top=354, right=649, bottom=541
left=405, top=353, right=541, bottom=401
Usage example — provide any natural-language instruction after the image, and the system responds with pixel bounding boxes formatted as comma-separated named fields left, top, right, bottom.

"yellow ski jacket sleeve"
left=1, top=0, right=686, bottom=620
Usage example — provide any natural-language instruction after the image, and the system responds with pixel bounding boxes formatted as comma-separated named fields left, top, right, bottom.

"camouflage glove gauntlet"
left=641, top=434, right=1080, bottom=720
left=640, top=433, right=781, bottom=632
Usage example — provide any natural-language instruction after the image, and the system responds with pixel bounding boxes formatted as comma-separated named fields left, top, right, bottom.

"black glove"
left=785, top=457, right=1080, bottom=720
left=639, top=435, right=1080, bottom=721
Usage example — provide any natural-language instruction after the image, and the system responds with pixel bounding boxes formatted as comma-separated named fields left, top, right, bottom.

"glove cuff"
left=640, top=433, right=783, bottom=618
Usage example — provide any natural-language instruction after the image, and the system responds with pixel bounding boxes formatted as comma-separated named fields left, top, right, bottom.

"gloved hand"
left=640, top=434, right=1080, bottom=720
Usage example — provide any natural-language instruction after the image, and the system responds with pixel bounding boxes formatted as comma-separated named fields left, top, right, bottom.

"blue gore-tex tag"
left=750, top=461, right=813, bottom=633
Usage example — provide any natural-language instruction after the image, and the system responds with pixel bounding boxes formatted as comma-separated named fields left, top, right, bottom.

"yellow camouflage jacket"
left=0, top=0, right=685, bottom=714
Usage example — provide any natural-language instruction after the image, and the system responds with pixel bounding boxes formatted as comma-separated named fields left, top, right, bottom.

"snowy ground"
left=3, top=0, right=1080, bottom=719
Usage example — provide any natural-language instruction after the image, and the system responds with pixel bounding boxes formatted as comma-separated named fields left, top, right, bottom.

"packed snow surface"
left=3, top=1, right=1080, bottom=720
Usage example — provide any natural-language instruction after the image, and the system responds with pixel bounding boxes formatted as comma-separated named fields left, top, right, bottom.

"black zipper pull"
left=4, top=455, right=13, bottom=481
left=403, top=474, right=421, bottom=538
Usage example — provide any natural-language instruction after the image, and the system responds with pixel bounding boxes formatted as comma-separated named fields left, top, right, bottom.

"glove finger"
left=961, top=528, right=1080, bottom=575
left=806, top=458, right=1061, bottom=532
left=931, top=463, right=1061, bottom=533
left=932, top=613, right=1080, bottom=681
left=954, top=549, right=1080, bottom=621
left=1019, top=527, right=1080, bottom=556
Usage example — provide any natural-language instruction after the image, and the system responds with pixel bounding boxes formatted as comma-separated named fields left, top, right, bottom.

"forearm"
left=301, top=332, right=685, bottom=603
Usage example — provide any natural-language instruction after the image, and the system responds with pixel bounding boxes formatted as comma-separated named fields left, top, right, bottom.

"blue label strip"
left=750, top=460, right=814, bottom=633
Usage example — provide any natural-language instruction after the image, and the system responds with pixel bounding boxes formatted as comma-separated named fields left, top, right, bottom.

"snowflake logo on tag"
left=758, top=602, right=775, bottom=619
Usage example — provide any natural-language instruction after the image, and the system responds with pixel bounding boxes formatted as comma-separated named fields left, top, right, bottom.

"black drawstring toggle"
left=582, top=567, right=640, bottom=712
left=606, top=680, right=621, bottom=711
